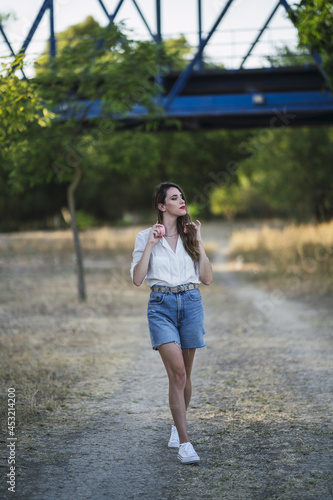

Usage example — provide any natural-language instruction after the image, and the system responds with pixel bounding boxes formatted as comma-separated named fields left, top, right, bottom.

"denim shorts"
left=147, top=285, right=206, bottom=350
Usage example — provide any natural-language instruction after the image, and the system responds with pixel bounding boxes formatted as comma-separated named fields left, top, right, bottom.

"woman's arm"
left=132, top=224, right=162, bottom=286
left=197, top=240, right=213, bottom=285
left=193, top=220, right=213, bottom=286
left=132, top=241, right=155, bottom=286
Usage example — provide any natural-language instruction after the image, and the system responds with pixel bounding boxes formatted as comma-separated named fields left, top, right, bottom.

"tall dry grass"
left=0, top=226, right=145, bottom=255
left=0, top=224, right=219, bottom=432
left=0, top=226, right=149, bottom=431
left=229, top=221, right=333, bottom=292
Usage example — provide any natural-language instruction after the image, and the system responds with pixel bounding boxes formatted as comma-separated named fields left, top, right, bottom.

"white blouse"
left=130, top=227, right=200, bottom=287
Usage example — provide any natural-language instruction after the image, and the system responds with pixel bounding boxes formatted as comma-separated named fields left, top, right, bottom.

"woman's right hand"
left=133, top=224, right=162, bottom=286
left=148, top=223, right=164, bottom=246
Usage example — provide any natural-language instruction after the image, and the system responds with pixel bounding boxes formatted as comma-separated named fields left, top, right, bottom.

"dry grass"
left=0, top=307, right=141, bottom=427
left=1, top=221, right=330, bottom=433
left=228, top=220, right=333, bottom=293
left=0, top=226, right=145, bottom=255
left=0, top=224, right=215, bottom=432
left=0, top=226, right=150, bottom=432
left=1, top=328, right=81, bottom=421
left=1, top=224, right=332, bottom=499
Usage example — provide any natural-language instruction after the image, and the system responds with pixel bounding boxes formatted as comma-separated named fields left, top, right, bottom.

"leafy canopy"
left=291, top=0, right=333, bottom=87
left=34, top=18, right=163, bottom=118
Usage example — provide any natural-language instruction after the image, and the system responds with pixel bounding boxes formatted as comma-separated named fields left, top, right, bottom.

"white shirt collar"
left=161, top=235, right=181, bottom=254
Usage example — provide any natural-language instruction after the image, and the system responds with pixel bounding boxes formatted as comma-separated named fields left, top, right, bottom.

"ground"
left=1, top=223, right=332, bottom=499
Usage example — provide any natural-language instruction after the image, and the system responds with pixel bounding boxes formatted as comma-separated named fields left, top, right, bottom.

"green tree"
left=0, top=57, right=53, bottom=189
left=75, top=130, right=161, bottom=223
left=290, top=0, right=333, bottom=88
left=266, top=44, right=313, bottom=67
left=70, top=127, right=249, bottom=223
left=153, top=129, right=248, bottom=217
left=239, top=126, right=333, bottom=221
left=34, top=16, right=100, bottom=73
left=161, top=35, right=194, bottom=71
left=209, top=173, right=273, bottom=220
left=3, top=19, right=162, bottom=301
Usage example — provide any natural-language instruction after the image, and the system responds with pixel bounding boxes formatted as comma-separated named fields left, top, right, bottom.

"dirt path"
left=2, top=226, right=333, bottom=499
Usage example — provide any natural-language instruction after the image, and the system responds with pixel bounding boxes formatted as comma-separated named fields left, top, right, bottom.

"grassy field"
left=0, top=226, right=144, bottom=430
left=0, top=224, right=215, bottom=431
left=1, top=222, right=332, bottom=499
left=1, top=221, right=332, bottom=431
left=228, top=220, right=333, bottom=295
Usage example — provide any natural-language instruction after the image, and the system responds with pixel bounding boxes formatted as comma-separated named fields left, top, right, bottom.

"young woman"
left=130, top=182, right=212, bottom=464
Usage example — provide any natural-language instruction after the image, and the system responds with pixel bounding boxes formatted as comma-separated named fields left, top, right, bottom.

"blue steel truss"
left=1, top=0, right=332, bottom=128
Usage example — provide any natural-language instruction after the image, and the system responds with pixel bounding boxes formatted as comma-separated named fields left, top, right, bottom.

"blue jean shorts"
left=147, top=285, right=206, bottom=350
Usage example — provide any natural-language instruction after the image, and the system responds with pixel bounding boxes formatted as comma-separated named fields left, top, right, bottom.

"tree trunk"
left=67, top=164, right=86, bottom=301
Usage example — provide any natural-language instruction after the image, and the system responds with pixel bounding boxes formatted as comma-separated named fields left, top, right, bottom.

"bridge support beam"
left=164, top=0, right=235, bottom=110
left=49, top=0, right=56, bottom=58
left=18, top=0, right=53, bottom=57
left=239, top=0, right=280, bottom=69
left=280, top=0, right=330, bottom=88
left=9, top=0, right=56, bottom=73
left=132, top=0, right=155, bottom=41
left=156, top=0, right=162, bottom=43
left=196, top=0, right=203, bottom=71
left=0, top=22, right=26, bottom=78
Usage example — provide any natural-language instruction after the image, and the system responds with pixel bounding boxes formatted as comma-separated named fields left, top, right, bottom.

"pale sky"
left=1, top=0, right=302, bottom=74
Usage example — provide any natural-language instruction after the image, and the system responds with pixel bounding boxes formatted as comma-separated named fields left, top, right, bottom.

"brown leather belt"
left=150, top=283, right=200, bottom=294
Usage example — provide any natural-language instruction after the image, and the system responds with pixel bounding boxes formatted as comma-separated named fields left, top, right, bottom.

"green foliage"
left=0, top=12, right=16, bottom=25
left=73, top=130, right=162, bottom=222
left=75, top=210, right=98, bottom=230
left=266, top=45, right=313, bottom=67
left=188, top=203, right=205, bottom=220
left=1, top=14, right=333, bottom=228
left=209, top=173, right=272, bottom=220
left=240, top=126, right=333, bottom=221
left=1, top=18, right=164, bottom=191
left=208, top=125, right=333, bottom=222
left=151, top=129, right=248, bottom=215
left=0, top=58, right=54, bottom=192
left=0, top=58, right=52, bottom=139
left=211, top=175, right=248, bottom=220
left=34, top=16, right=101, bottom=72
left=161, top=34, right=224, bottom=70
left=34, top=20, right=162, bottom=117
left=291, top=0, right=333, bottom=87
left=161, top=35, right=194, bottom=70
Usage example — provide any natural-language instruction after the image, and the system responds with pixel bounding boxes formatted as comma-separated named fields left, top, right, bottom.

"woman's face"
left=159, top=187, right=186, bottom=217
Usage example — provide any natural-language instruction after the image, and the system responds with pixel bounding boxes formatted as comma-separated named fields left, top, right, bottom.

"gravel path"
left=3, top=228, right=333, bottom=500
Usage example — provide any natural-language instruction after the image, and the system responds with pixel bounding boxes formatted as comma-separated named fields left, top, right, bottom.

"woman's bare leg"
left=158, top=344, right=197, bottom=443
left=158, top=343, right=191, bottom=443
left=182, top=348, right=196, bottom=409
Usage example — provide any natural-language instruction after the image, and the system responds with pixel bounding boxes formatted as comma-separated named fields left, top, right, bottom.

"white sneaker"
left=177, top=442, right=200, bottom=464
left=168, top=425, right=180, bottom=449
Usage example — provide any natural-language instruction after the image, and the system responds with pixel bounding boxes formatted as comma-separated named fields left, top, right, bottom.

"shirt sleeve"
left=130, top=231, right=147, bottom=284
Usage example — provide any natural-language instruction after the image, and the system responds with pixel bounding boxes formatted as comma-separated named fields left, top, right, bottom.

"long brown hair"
left=152, top=182, right=200, bottom=262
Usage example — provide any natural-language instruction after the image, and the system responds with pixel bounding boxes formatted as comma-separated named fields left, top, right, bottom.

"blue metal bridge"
left=1, top=0, right=333, bottom=129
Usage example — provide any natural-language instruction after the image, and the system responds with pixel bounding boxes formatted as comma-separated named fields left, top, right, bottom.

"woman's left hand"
left=186, top=219, right=202, bottom=242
